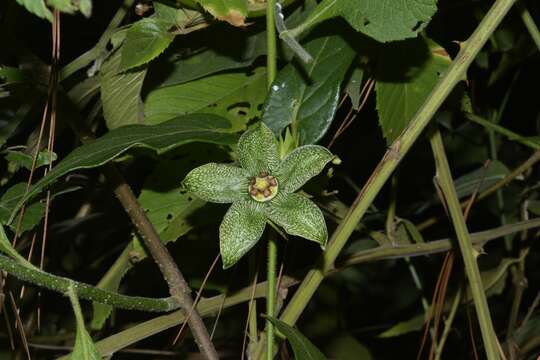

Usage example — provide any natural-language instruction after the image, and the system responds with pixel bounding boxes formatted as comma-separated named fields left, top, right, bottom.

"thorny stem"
left=274, top=0, right=518, bottom=336
left=85, top=218, right=540, bottom=358
left=429, top=128, right=499, bottom=359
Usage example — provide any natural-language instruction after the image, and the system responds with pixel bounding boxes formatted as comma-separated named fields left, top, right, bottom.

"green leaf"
left=237, top=123, right=280, bottom=175
left=101, top=50, right=147, bottom=129
left=378, top=314, right=425, bottom=338
left=276, top=145, right=333, bottom=193
left=293, top=0, right=437, bottom=43
left=454, top=160, right=510, bottom=199
left=344, top=67, right=365, bottom=109
left=48, top=0, right=77, bottom=13
left=120, top=18, right=175, bottom=71
left=79, top=0, right=92, bottom=17
left=183, top=163, right=249, bottom=203
left=262, top=35, right=355, bottom=145
left=195, top=0, right=247, bottom=26
left=0, top=183, right=45, bottom=234
left=219, top=200, right=266, bottom=268
left=325, top=334, right=373, bottom=360
left=266, top=317, right=326, bottom=360
left=15, top=0, right=53, bottom=22
left=145, top=69, right=266, bottom=130
left=4, top=149, right=57, bottom=170
left=67, top=285, right=102, bottom=360
left=266, top=193, right=327, bottom=247
left=13, top=114, right=236, bottom=217
left=0, top=225, right=38, bottom=270
left=376, top=38, right=451, bottom=144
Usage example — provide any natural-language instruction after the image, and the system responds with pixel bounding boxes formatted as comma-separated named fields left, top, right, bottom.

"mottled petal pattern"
left=183, top=163, right=250, bottom=203
left=237, top=123, right=280, bottom=175
left=220, top=201, right=267, bottom=268
left=266, top=193, right=327, bottom=247
left=275, top=145, right=333, bottom=193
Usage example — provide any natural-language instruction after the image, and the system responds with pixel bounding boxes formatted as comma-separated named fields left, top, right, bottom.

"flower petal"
left=220, top=201, right=267, bottom=268
left=183, top=163, right=249, bottom=203
left=237, top=123, right=280, bottom=175
left=266, top=193, right=327, bottom=247
left=275, top=145, right=333, bottom=193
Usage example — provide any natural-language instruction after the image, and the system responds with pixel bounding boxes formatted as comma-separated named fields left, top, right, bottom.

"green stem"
left=276, top=0, right=518, bottom=331
left=465, top=112, right=540, bottom=150
left=59, top=0, right=135, bottom=80
left=78, top=218, right=540, bottom=358
left=434, top=287, right=462, bottom=360
left=429, top=129, right=499, bottom=359
left=266, top=235, right=278, bottom=360
left=518, top=1, right=540, bottom=51
left=266, top=0, right=278, bottom=357
left=0, top=254, right=177, bottom=312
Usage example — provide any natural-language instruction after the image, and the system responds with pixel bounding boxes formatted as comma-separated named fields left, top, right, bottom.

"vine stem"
left=249, top=0, right=519, bottom=356
left=266, top=0, right=278, bottom=356
left=429, top=128, right=500, bottom=359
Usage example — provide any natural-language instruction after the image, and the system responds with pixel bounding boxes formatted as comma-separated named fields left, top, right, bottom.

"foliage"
left=1, top=0, right=540, bottom=359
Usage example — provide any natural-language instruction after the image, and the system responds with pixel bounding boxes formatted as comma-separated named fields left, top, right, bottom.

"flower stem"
left=266, top=0, right=278, bottom=357
left=266, top=233, right=278, bottom=359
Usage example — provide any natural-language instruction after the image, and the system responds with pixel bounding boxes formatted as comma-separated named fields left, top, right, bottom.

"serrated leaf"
left=266, top=193, right=327, bottom=246
left=237, top=123, right=280, bottom=175
left=15, top=0, right=53, bottom=22
left=376, top=38, right=450, bottom=144
left=145, top=68, right=266, bottom=131
left=154, top=2, right=201, bottom=27
left=195, top=0, right=247, bottom=26
left=13, top=114, right=236, bottom=218
left=266, top=317, right=326, bottom=360
left=120, top=18, right=175, bottom=71
left=101, top=50, right=147, bottom=129
left=183, top=163, right=249, bottom=203
left=294, top=0, right=437, bottom=43
left=262, top=35, right=355, bottom=145
left=276, top=145, right=333, bottom=193
left=67, top=285, right=102, bottom=360
left=220, top=200, right=266, bottom=268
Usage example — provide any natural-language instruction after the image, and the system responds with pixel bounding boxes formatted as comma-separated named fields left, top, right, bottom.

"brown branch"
left=72, top=129, right=218, bottom=359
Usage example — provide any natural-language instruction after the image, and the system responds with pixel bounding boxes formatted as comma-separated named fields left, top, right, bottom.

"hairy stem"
left=429, top=128, right=499, bottom=359
left=0, top=254, right=177, bottom=311
left=66, top=217, right=540, bottom=357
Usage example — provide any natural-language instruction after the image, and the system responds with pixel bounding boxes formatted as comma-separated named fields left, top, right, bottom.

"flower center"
left=249, top=171, right=278, bottom=202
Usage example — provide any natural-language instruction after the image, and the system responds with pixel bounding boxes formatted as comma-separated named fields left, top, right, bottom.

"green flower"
left=183, top=123, right=334, bottom=269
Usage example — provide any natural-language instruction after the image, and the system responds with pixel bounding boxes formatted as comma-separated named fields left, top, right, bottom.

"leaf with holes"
left=262, top=35, right=355, bottom=145
left=145, top=68, right=266, bottom=131
left=291, top=0, right=437, bottom=43
left=195, top=0, right=247, bottom=26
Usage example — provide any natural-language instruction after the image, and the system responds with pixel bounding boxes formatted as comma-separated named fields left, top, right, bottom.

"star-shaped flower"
left=183, top=123, right=334, bottom=268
